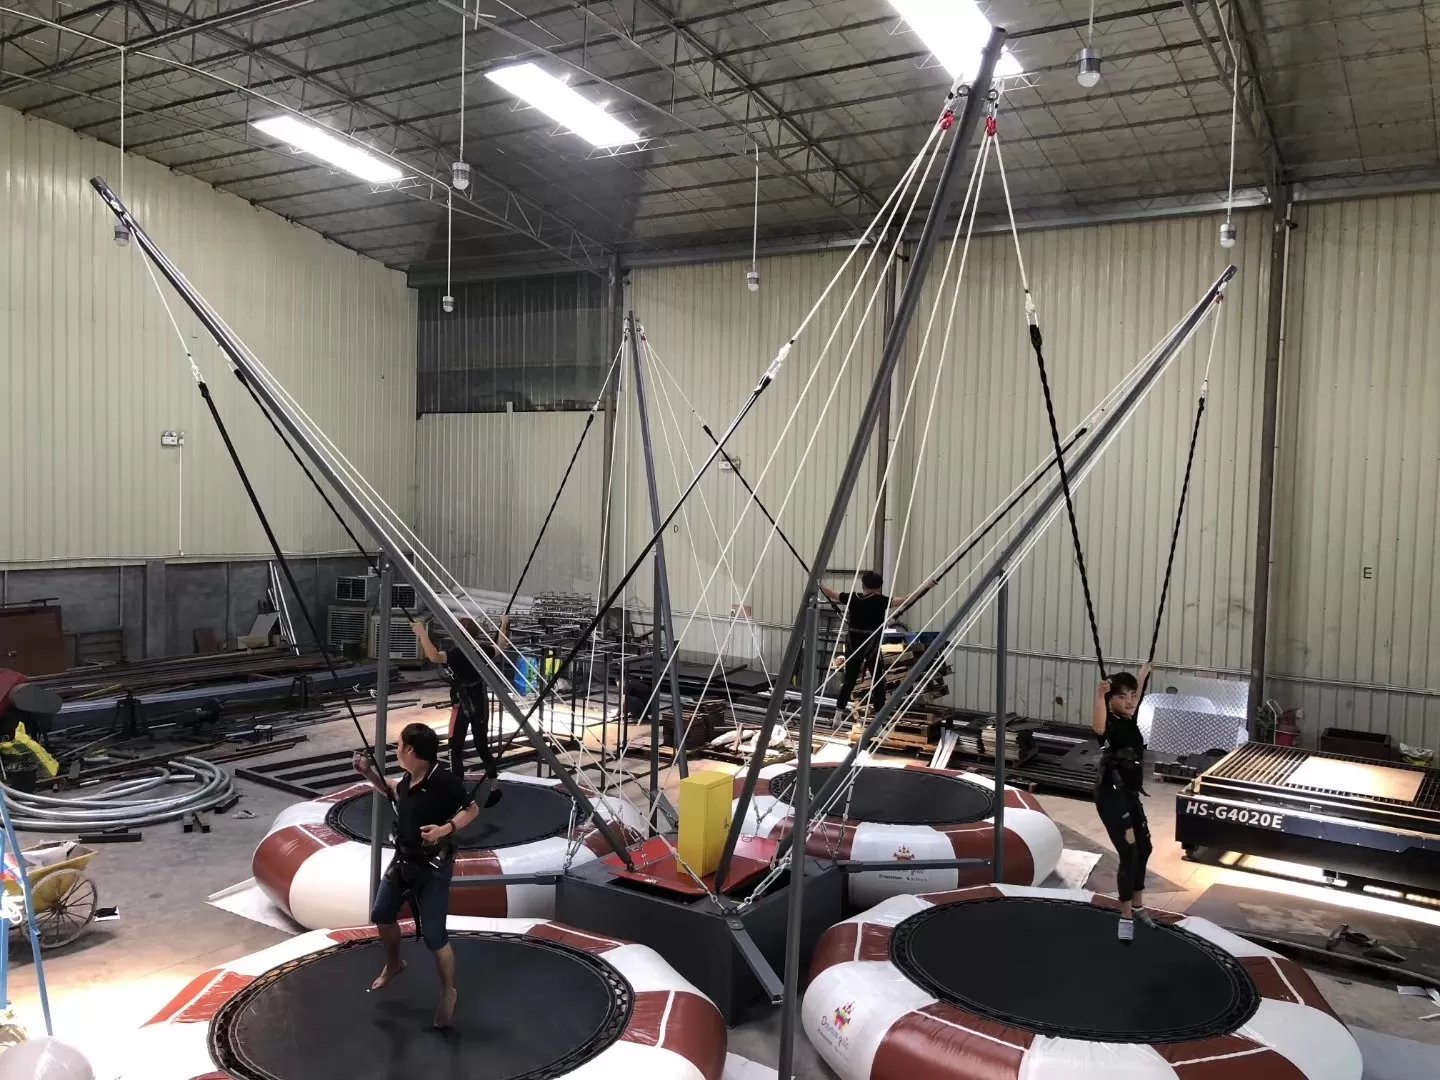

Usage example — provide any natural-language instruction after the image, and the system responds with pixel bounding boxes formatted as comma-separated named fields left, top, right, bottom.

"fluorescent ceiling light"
left=889, top=0, right=1024, bottom=82
left=486, top=62, right=639, bottom=149
left=252, top=115, right=403, bottom=184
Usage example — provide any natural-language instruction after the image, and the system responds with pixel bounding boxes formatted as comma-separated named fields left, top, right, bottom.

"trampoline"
left=736, top=762, right=1062, bottom=905
left=253, top=775, right=645, bottom=929
left=126, top=917, right=727, bottom=1080
left=804, top=884, right=1363, bottom=1080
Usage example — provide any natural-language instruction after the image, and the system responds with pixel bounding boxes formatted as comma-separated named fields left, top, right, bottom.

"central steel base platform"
left=556, top=851, right=843, bottom=1024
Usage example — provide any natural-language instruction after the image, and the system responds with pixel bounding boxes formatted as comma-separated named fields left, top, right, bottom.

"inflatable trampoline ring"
left=735, top=762, right=1062, bottom=904
left=124, top=917, right=728, bottom=1080
left=253, top=774, right=645, bottom=929
left=803, top=884, right=1363, bottom=1080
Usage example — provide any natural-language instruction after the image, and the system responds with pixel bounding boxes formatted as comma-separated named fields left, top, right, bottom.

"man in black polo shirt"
left=353, top=722, right=478, bottom=1028
left=820, top=570, right=937, bottom=720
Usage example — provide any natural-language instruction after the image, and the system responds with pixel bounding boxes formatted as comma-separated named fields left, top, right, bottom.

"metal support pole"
left=628, top=313, right=689, bottom=777
left=369, top=558, right=393, bottom=904
left=992, top=574, right=1007, bottom=880
left=601, top=254, right=623, bottom=600
left=1248, top=191, right=1294, bottom=726
left=777, top=595, right=819, bottom=1080
left=872, top=245, right=900, bottom=574
left=650, top=563, right=663, bottom=832
left=89, top=177, right=636, bottom=869
left=718, top=32, right=1008, bottom=892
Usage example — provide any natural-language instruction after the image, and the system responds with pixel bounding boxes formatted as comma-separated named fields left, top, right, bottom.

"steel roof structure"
left=2, top=1, right=1436, bottom=281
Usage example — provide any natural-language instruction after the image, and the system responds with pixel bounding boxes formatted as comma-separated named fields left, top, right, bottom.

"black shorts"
left=371, top=859, right=454, bottom=950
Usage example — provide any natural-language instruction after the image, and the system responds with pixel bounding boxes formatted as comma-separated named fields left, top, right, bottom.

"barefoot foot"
left=434, top=987, right=458, bottom=1028
left=369, top=962, right=406, bottom=991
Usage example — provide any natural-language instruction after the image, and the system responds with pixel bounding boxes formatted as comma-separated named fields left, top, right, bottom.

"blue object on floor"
left=0, top=788, right=53, bottom=1035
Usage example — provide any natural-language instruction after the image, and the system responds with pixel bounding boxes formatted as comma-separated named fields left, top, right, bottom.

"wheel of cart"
left=4, top=841, right=99, bottom=950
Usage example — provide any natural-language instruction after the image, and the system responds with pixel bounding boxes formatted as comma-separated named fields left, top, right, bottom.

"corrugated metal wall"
left=620, top=215, right=1268, bottom=719
left=622, top=252, right=888, bottom=653
left=414, top=411, right=605, bottom=596
left=1271, top=193, right=1440, bottom=752
left=0, top=107, right=417, bottom=566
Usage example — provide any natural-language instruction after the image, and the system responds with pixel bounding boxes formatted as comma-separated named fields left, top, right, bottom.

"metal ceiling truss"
left=0, top=0, right=613, bottom=273
left=1179, top=0, right=1285, bottom=191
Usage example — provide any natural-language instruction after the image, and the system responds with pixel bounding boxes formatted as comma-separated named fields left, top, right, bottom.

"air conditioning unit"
left=336, top=575, right=374, bottom=604
left=370, top=613, right=421, bottom=661
left=391, top=582, right=417, bottom=610
left=327, top=606, right=369, bottom=650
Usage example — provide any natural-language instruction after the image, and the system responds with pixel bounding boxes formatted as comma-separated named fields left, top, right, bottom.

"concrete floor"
left=6, top=711, right=1438, bottom=1078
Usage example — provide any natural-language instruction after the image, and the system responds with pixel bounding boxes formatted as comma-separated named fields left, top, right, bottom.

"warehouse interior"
left=1, top=1, right=1439, bottom=1079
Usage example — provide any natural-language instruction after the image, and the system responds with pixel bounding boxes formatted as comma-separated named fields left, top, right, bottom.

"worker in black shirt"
left=1091, top=665, right=1153, bottom=943
left=413, top=615, right=509, bottom=788
left=353, top=722, right=478, bottom=1027
left=819, top=571, right=937, bottom=720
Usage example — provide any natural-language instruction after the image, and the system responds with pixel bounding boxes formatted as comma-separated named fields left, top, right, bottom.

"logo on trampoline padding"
left=819, top=1001, right=855, bottom=1052
left=893, top=846, right=915, bottom=862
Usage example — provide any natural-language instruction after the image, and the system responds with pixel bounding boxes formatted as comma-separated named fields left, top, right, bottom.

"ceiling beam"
left=1178, top=0, right=1284, bottom=190
left=7, top=0, right=616, bottom=271
left=575, top=0, right=880, bottom=218
left=0, top=0, right=321, bottom=93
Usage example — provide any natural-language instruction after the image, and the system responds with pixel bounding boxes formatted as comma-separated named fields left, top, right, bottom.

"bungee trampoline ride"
left=804, top=884, right=1363, bottom=1080
left=88, top=22, right=1365, bottom=1080
left=736, top=762, right=1062, bottom=905
left=127, top=917, right=727, bottom=1080
left=253, top=775, right=645, bottom=929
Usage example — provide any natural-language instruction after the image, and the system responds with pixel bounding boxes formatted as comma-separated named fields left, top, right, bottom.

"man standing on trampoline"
left=413, top=614, right=509, bottom=792
left=820, top=571, right=937, bottom=721
left=354, top=722, right=478, bottom=1028
left=1092, top=667, right=1154, bottom=943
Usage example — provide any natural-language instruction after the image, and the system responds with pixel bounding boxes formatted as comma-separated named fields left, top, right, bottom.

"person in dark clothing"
left=1092, top=665, right=1154, bottom=943
left=412, top=615, right=509, bottom=787
left=353, top=722, right=479, bottom=1028
left=819, top=570, right=937, bottom=719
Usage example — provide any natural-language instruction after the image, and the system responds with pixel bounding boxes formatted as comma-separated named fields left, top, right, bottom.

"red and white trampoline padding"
left=123, top=916, right=728, bottom=1080
left=803, top=884, right=1363, bottom=1080
left=735, top=762, right=1062, bottom=905
left=252, top=773, right=644, bottom=929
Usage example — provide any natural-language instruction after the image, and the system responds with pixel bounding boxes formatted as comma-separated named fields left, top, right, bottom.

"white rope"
left=618, top=120, right=946, bottom=759
left=991, top=128, right=1033, bottom=320
left=741, top=296, right=1229, bottom=905
left=643, top=340, right=775, bottom=691
left=1224, top=0, right=1239, bottom=225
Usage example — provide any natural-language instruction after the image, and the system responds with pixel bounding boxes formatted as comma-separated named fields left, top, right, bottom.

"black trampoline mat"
left=211, top=933, right=632, bottom=1080
left=329, top=779, right=574, bottom=851
left=769, top=765, right=993, bottom=825
left=892, top=897, right=1260, bottom=1043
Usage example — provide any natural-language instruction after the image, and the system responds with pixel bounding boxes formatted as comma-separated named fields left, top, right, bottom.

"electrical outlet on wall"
left=161, top=430, right=185, bottom=448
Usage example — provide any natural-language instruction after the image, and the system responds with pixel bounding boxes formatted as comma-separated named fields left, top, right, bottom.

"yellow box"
left=677, top=770, right=734, bottom=879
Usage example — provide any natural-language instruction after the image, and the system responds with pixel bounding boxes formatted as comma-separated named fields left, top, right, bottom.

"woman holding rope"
left=1092, top=665, right=1154, bottom=943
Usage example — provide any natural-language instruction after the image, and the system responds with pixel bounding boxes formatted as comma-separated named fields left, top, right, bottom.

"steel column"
left=627, top=313, right=689, bottom=779
left=992, top=575, right=1007, bottom=880
left=717, top=30, right=1008, bottom=892
left=369, top=557, right=393, bottom=904
left=1247, top=191, right=1294, bottom=723
left=777, top=595, right=819, bottom=1080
